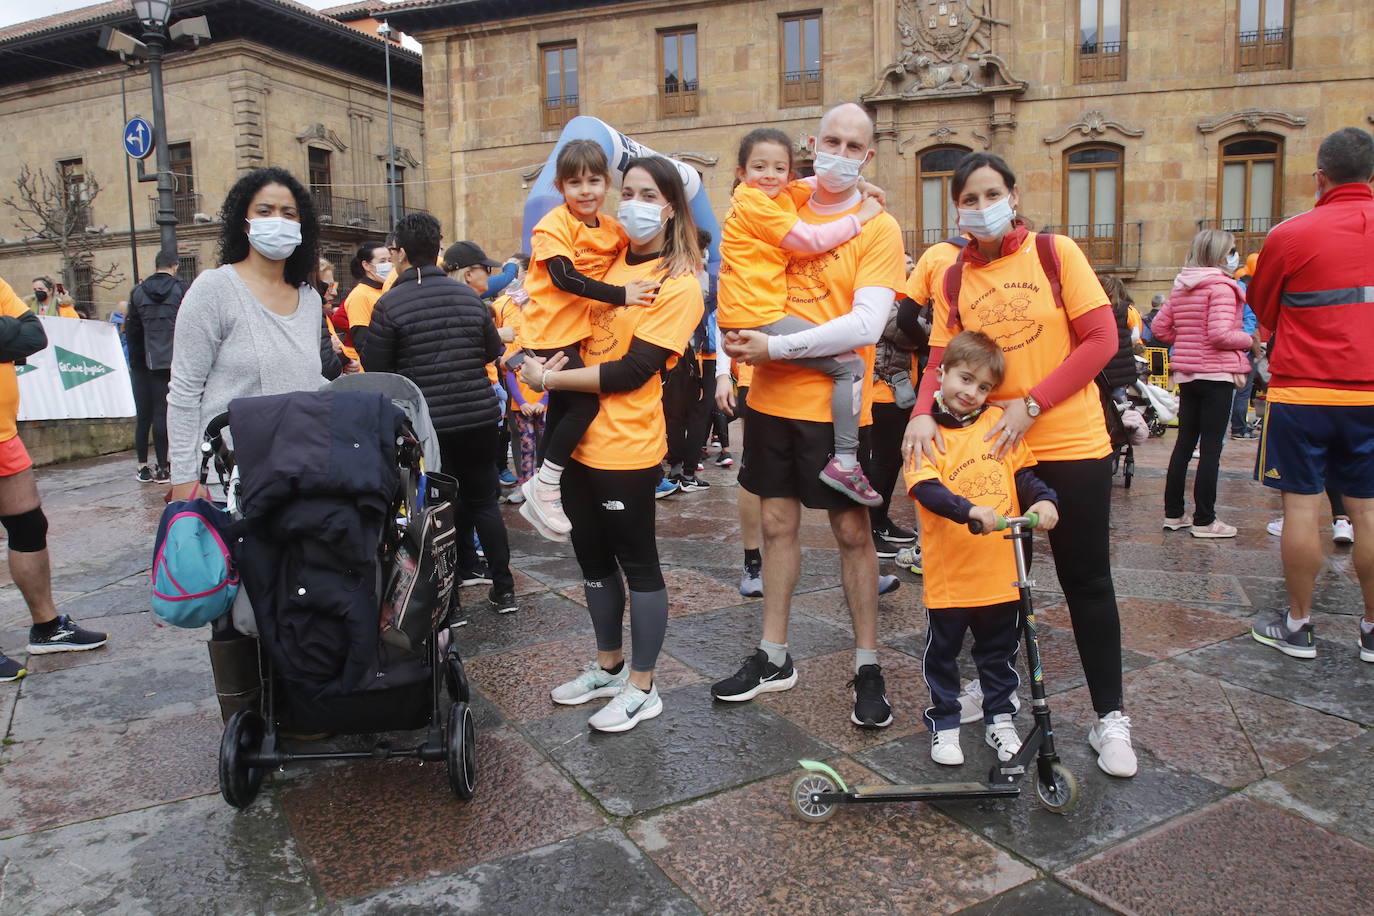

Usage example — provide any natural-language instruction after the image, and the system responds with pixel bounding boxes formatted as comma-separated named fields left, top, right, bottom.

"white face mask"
left=811, top=150, right=864, bottom=194
left=374, top=261, right=393, bottom=278
left=617, top=200, right=666, bottom=244
left=957, top=197, right=1016, bottom=241
left=1225, top=252, right=1241, bottom=273
left=246, top=217, right=302, bottom=261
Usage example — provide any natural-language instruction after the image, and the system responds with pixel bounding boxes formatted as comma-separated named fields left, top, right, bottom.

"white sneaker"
left=1334, top=518, right=1355, bottom=544
left=587, top=681, right=662, bottom=733
left=1163, top=515, right=1193, bottom=531
left=984, top=713, right=1022, bottom=762
left=1267, top=517, right=1284, bottom=537
left=957, top=679, right=1022, bottom=725
left=931, top=728, right=963, bottom=765
left=1088, top=710, right=1138, bottom=777
left=550, top=662, right=628, bottom=706
left=521, top=477, right=572, bottom=538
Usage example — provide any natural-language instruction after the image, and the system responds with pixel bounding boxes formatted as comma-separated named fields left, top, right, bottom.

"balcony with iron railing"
left=902, top=227, right=963, bottom=262
left=1196, top=216, right=1283, bottom=259
left=542, top=94, right=579, bottom=131
left=1078, top=39, right=1125, bottom=82
left=661, top=77, right=699, bottom=117
left=1041, top=221, right=1143, bottom=271
left=1238, top=26, right=1290, bottom=70
left=375, top=204, right=430, bottom=228
left=314, top=191, right=373, bottom=228
left=781, top=68, right=822, bottom=106
left=146, top=193, right=206, bottom=225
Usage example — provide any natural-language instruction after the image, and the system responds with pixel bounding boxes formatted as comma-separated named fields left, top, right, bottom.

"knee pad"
left=1, top=506, right=47, bottom=553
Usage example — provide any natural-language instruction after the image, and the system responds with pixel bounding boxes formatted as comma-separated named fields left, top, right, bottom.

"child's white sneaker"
left=957, top=679, right=1021, bottom=724
left=984, top=713, right=1022, bottom=762
left=930, top=728, right=963, bottom=766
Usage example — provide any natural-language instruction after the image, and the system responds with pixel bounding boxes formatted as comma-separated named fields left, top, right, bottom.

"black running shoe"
left=154, top=465, right=171, bottom=484
left=460, top=562, right=492, bottom=587
left=487, top=588, right=518, bottom=615
left=876, top=521, right=916, bottom=543
left=849, top=664, right=893, bottom=728
left=872, top=531, right=899, bottom=559
left=0, top=651, right=26, bottom=682
left=26, top=615, right=108, bottom=655
left=136, top=465, right=154, bottom=483
left=711, top=648, right=797, bottom=701
left=677, top=475, right=711, bottom=493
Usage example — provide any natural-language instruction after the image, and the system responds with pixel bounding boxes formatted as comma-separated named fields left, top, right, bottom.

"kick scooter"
left=788, top=513, right=1080, bottom=821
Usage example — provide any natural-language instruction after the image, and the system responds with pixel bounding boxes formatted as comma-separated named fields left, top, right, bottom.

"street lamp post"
left=132, top=0, right=177, bottom=257
left=378, top=20, right=398, bottom=232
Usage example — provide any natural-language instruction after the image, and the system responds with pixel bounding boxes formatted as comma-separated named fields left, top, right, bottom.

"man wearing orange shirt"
left=714, top=103, right=907, bottom=727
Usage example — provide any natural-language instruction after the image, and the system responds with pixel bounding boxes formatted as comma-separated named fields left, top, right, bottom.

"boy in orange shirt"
left=904, top=331, right=1059, bottom=766
left=717, top=128, right=885, bottom=506
left=520, top=140, right=659, bottom=540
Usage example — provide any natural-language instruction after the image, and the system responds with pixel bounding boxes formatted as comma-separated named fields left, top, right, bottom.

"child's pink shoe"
left=818, top=457, right=883, bottom=507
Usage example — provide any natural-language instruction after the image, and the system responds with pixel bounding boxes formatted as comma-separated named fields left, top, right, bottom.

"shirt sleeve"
left=631, top=274, right=705, bottom=355
left=1056, top=235, right=1112, bottom=320
left=732, top=185, right=802, bottom=248
left=531, top=209, right=579, bottom=264
left=766, top=286, right=893, bottom=359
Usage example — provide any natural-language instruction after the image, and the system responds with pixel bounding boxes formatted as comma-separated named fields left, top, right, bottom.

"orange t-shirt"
left=524, top=205, right=628, bottom=350
left=574, top=254, right=704, bottom=471
left=735, top=360, right=754, bottom=388
left=903, top=407, right=1036, bottom=608
left=717, top=181, right=815, bottom=329
left=341, top=281, right=384, bottom=361
left=908, top=238, right=966, bottom=305
left=929, top=233, right=1112, bottom=462
left=493, top=294, right=541, bottom=404
left=748, top=205, right=905, bottom=426
left=0, top=278, right=33, bottom=442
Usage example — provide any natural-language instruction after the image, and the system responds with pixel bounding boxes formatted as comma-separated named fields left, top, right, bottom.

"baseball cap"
left=442, top=241, right=500, bottom=271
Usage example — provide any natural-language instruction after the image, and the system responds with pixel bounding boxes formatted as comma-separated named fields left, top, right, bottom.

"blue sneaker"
left=498, top=469, right=517, bottom=487
left=654, top=477, right=679, bottom=499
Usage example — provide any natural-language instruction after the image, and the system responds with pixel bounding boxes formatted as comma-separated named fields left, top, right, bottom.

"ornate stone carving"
left=1196, top=108, right=1307, bottom=134
left=295, top=124, right=347, bottom=152
left=377, top=146, right=420, bottom=168
left=864, top=1, right=1025, bottom=101
left=670, top=152, right=719, bottom=167
left=970, top=130, right=991, bottom=149
left=929, top=126, right=959, bottom=141
left=1043, top=110, right=1145, bottom=144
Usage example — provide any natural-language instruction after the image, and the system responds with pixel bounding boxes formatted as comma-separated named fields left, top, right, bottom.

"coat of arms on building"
left=865, top=0, right=1025, bottom=99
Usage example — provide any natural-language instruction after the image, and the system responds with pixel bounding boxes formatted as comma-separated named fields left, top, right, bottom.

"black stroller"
left=209, top=374, right=475, bottom=808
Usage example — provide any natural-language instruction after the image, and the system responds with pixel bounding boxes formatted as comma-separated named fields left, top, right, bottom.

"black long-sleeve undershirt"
left=546, top=255, right=625, bottom=307
left=913, top=469, right=1058, bottom=525
left=597, top=337, right=676, bottom=393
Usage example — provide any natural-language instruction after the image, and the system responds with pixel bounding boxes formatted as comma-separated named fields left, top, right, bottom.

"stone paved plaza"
left=1, top=431, right=1370, bottom=914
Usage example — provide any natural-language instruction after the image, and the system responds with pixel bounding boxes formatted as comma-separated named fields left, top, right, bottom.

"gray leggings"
left=755, top=315, right=863, bottom=455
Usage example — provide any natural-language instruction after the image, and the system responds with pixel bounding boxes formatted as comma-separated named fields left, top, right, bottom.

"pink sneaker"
left=818, top=457, right=883, bottom=506
left=520, top=477, right=572, bottom=538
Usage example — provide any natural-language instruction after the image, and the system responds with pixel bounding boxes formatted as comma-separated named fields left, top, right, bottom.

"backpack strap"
left=1034, top=233, right=1066, bottom=312
left=941, top=259, right=965, bottom=330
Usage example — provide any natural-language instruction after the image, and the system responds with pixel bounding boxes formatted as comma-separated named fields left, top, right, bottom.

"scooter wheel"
left=446, top=701, right=477, bottom=799
left=1035, top=761, right=1079, bottom=814
left=790, top=771, right=838, bottom=823
left=219, top=709, right=266, bottom=809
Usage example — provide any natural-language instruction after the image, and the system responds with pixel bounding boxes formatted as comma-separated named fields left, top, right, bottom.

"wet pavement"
left=1, top=429, right=1370, bottom=914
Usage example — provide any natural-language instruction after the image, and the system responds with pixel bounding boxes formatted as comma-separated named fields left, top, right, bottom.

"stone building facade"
left=389, top=0, right=1373, bottom=297
left=0, top=0, right=424, bottom=318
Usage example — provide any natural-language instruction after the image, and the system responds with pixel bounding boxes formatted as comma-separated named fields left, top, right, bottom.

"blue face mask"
left=617, top=200, right=665, bottom=244
left=246, top=217, right=302, bottom=261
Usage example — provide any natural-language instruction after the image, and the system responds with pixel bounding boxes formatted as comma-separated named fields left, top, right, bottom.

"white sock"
left=1360, top=619, right=1374, bottom=635
left=834, top=452, right=858, bottom=470
left=759, top=639, right=789, bottom=668
left=855, top=648, right=878, bottom=672
left=537, top=461, right=563, bottom=487
left=1286, top=613, right=1311, bottom=633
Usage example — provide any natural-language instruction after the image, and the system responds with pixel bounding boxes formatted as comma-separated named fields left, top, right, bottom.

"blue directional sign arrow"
left=123, top=116, right=154, bottom=160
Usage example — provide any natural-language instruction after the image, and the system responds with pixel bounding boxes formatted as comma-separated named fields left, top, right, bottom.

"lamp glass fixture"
left=131, top=0, right=172, bottom=29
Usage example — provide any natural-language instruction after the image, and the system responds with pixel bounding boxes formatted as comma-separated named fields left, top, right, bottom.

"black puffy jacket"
left=1101, top=301, right=1137, bottom=390
left=126, top=271, right=185, bottom=371
left=360, top=265, right=502, bottom=432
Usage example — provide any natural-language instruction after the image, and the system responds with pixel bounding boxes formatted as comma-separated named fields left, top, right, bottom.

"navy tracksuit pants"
left=922, top=600, right=1021, bottom=732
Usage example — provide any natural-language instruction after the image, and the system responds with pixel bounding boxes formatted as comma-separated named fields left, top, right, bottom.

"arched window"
left=1063, top=144, right=1124, bottom=267
left=914, top=145, right=970, bottom=256
left=1218, top=134, right=1282, bottom=259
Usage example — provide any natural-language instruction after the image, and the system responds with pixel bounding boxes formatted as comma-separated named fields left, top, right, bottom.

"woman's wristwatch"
left=1023, top=394, right=1042, bottom=418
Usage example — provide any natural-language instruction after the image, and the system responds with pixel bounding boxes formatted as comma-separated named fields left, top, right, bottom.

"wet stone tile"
left=1174, top=634, right=1374, bottom=726
left=661, top=604, right=855, bottom=678
left=466, top=635, right=701, bottom=725
left=790, top=583, right=927, bottom=642
left=524, top=684, right=832, bottom=817
left=0, top=707, right=222, bottom=837
left=1041, top=597, right=1251, bottom=659
left=48, top=546, right=155, bottom=594
left=1246, top=729, right=1374, bottom=850
left=956, top=878, right=1114, bottom=915
left=340, top=827, right=702, bottom=915
left=452, top=589, right=594, bottom=658
left=856, top=721, right=1227, bottom=871
left=21, top=610, right=207, bottom=676
left=9, top=644, right=215, bottom=740
left=1234, top=572, right=1368, bottom=618
left=1108, top=567, right=1250, bottom=604
left=281, top=725, right=604, bottom=901
left=55, top=582, right=152, bottom=620
left=630, top=758, right=1036, bottom=915
left=554, top=565, right=753, bottom=619
left=1114, top=542, right=1286, bottom=580
left=0, top=586, right=80, bottom=630
left=0, top=793, right=317, bottom=914
left=1062, top=796, right=1374, bottom=916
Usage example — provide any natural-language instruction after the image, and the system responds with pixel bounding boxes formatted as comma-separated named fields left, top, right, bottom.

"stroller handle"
left=968, top=512, right=1039, bottom=535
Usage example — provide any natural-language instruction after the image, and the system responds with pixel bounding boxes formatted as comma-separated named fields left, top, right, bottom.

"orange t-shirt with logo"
left=341, top=281, right=384, bottom=362
left=717, top=181, right=815, bottom=329
left=908, top=238, right=966, bottom=306
left=574, top=254, right=704, bottom=471
left=0, top=278, right=34, bottom=442
left=929, top=233, right=1111, bottom=462
left=903, top=407, right=1036, bottom=608
left=524, top=205, right=628, bottom=350
left=493, top=296, right=544, bottom=408
left=748, top=205, right=905, bottom=426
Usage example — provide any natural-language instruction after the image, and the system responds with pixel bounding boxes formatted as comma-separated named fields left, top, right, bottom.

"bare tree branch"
left=3, top=163, right=125, bottom=300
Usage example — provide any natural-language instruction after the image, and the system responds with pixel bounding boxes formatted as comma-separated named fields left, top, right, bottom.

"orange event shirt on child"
left=573, top=254, right=704, bottom=471
left=716, top=181, right=815, bottom=330
left=747, top=204, right=906, bottom=427
left=524, top=206, right=628, bottom=350
left=929, top=233, right=1111, bottom=462
left=495, top=298, right=545, bottom=407
left=904, top=407, right=1036, bottom=608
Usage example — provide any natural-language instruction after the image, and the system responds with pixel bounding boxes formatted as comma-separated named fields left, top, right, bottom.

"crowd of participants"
left=0, top=108, right=1369, bottom=780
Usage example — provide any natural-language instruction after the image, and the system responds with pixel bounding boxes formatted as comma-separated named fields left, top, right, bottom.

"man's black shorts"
left=738, top=408, right=856, bottom=511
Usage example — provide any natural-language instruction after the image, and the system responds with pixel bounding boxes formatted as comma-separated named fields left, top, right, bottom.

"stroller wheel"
left=445, top=649, right=471, bottom=704
left=789, top=771, right=839, bottom=823
left=446, top=701, right=477, bottom=799
left=1124, top=454, right=1135, bottom=489
left=219, top=710, right=266, bottom=809
left=1035, top=761, right=1079, bottom=815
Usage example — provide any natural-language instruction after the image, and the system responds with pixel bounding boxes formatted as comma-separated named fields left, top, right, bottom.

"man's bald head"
left=818, top=102, right=876, bottom=149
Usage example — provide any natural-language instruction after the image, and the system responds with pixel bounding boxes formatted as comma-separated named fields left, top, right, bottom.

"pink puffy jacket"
left=1151, top=267, right=1251, bottom=374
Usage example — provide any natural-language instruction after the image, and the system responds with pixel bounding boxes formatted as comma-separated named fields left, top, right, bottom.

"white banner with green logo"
left=16, top=317, right=136, bottom=420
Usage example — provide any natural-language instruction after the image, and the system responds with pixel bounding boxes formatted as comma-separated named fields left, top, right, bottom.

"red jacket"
left=1248, top=182, right=1374, bottom=392
left=1152, top=267, right=1251, bottom=375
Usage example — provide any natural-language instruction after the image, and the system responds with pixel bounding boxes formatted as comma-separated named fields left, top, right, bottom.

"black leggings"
left=132, top=368, right=170, bottom=466
left=1165, top=379, right=1233, bottom=526
left=861, top=400, right=913, bottom=528
left=1033, top=456, right=1123, bottom=716
left=533, top=347, right=598, bottom=468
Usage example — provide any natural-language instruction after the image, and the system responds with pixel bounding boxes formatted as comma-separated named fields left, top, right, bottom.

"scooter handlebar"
left=967, top=512, right=1039, bottom=535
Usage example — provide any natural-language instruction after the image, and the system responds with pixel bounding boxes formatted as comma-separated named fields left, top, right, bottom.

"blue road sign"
left=123, top=117, right=154, bottom=160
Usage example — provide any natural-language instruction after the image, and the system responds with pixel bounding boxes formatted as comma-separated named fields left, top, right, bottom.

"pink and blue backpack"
left=151, top=499, right=241, bottom=628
